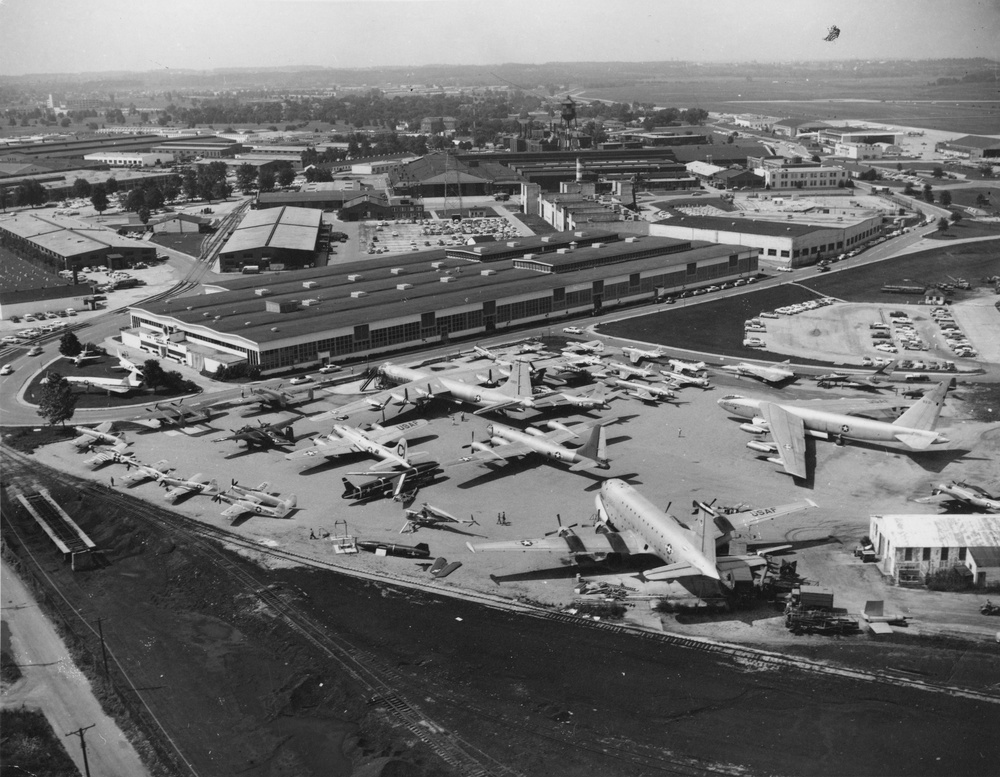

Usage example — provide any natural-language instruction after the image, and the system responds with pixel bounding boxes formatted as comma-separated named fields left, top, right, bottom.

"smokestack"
left=576, top=157, right=582, bottom=183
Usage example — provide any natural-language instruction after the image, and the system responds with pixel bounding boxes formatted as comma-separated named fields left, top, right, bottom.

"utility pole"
left=95, top=617, right=109, bottom=676
left=66, top=724, right=95, bottom=777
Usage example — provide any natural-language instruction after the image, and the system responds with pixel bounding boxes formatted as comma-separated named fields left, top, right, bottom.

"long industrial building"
left=125, top=230, right=759, bottom=374
left=216, top=206, right=323, bottom=273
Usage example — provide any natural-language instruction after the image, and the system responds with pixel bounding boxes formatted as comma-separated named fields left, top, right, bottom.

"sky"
left=0, top=0, right=998, bottom=75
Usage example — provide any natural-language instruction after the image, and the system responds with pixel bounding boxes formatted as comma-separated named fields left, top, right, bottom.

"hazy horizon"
left=1, top=0, right=998, bottom=77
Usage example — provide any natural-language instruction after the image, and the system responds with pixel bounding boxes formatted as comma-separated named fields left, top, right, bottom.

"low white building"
left=834, top=142, right=884, bottom=161
left=83, top=151, right=173, bottom=167
left=754, top=164, right=848, bottom=189
left=869, top=514, right=1000, bottom=587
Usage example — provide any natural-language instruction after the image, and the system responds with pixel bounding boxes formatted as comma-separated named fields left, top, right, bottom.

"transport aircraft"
left=212, top=481, right=297, bottom=519
left=604, top=377, right=676, bottom=404
left=159, top=473, right=219, bottom=502
left=718, top=379, right=952, bottom=479
left=341, top=461, right=443, bottom=503
left=85, top=442, right=138, bottom=469
left=213, top=418, right=298, bottom=449
left=323, top=360, right=578, bottom=419
left=61, top=369, right=144, bottom=395
left=468, top=479, right=796, bottom=585
left=121, top=459, right=173, bottom=484
left=138, top=399, right=217, bottom=428
left=620, top=345, right=667, bottom=365
left=285, top=419, right=430, bottom=471
left=225, top=382, right=325, bottom=413
left=660, top=370, right=711, bottom=389
left=720, top=360, right=796, bottom=384
left=400, top=503, right=478, bottom=533
left=72, top=421, right=125, bottom=450
left=691, top=498, right=819, bottom=551
left=667, top=358, right=707, bottom=375
left=454, top=418, right=617, bottom=473
left=915, top=481, right=1000, bottom=513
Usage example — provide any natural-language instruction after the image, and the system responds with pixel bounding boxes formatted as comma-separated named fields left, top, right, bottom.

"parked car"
left=563, top=326, right=583, bottom=335
left=289, top=375, right=313, bottom=385
left=0, top=364, right=13, bottom=375
left=317, top=365, right=341, bottom=374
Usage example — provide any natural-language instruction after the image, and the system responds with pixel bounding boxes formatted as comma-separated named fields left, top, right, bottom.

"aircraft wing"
left=453, top=441, right=534, bottom=466
left=913, top=492, right=952, bottom=505
left=285, top=438, right=356, bottom=461
left=642, top=561, right=706, bottom=581
left=758, top=402, right=808, bottom=478
left=467, top=528, right=645, bottom=556
left=721, top=500, right=819, bottom=544
left=472, top=399, right=524, bottom=415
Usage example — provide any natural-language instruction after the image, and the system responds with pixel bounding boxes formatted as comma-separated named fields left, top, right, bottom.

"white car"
left=27, top=346, right=43, bottom=356
left=317, top=364, right=341, bottom=374
left=875, top=343, right=898, bottom=353
left=743, top=337, right=766, bottom=348
left=562, top=326, right=583, bottom=335
left=289, top=375, right=313, bottom=385
left=0, top=364, right=13, bottom=375
left=1, top=336, right=23, bottom=345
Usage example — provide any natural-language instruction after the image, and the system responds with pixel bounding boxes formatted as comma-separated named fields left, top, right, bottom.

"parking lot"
left=359, top=214, right=528, bottom=256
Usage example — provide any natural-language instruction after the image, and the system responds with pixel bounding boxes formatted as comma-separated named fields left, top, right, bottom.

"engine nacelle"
left=740, top=423, right=768, bottom=434
left=747, top=440, right=778, bottom=454
left=470, top=441, right=494, bottom=453
left=545, top=420, right=574, bottom=436
left=524, top=427, right=546, bottom=437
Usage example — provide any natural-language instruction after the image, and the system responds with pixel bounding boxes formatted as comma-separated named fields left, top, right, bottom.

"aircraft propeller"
left=545, top=514, right=578, bottom=537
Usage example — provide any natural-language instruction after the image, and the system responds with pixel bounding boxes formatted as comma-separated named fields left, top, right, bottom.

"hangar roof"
left=219, top=206, right=321, bottom=255
left=654, top=214, right=828, bottom=237
left=874, top=514, right=1000, bottom=549
left=945, top=135, right=1000, bottom=151
left=137, top=238, right=743, bottom=347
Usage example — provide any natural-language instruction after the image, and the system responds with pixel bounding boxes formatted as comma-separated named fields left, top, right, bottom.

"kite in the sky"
left=824, top=25, right=841, bottom=42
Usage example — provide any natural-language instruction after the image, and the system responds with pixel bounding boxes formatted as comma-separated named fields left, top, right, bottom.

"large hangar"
left=216, top=206, right=323, bottom=273
left=126, top=231, right=758, bottom=374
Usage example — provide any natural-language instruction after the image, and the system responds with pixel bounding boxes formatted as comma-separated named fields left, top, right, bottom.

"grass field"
left=599, top=239, right=1000, bottom=362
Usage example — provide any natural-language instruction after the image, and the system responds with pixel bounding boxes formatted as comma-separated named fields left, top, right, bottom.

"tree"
left=276, top=165, right=296, bottom=188
left=17, top=180, right=47, bottom=208
left=931, top=166, right=944, bottom=179
left=937, top=217, right=950, bottom=231
left=939, top=190, right=952, bottom=207
left=124, top=187, right=146, bottom=213
left=896, top=163, right=903, bottom=171
left=90, top=184, right=109, bottom=214
left=37, top=372, right=78, bottom=426
left=104, top=177, right=119, bottom=195
left=138, top=206, right=151, bottom=226
left=236, top=163, right=257, bottom=193
left=142, top=359, right=167, bottom=393
left=257, top=169, right=276, bottom=193
left=58, top=330, right=83, bottom=357
left=903, top=182, right=915, bottom=196
left=72, top=178, right=92, bottom=198
left=951, top=211, right=963, bottom=224
left=811, top=154, right=821, bottom=163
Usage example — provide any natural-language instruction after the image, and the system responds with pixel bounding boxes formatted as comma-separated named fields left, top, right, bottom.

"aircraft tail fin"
left=893, top=379, right=951, bottom=431
left=341, top=477, right=357, bottom=499
left=872, top=359, right=896, bottom=378
left=577, top=423, right=608, bottom=465
left=498, top=359, right=531, bottom=398
left=699, top=512, right=717, bottom=566
left=283, top=425, right=295, bottom=443
left=95, top=420, right=113, bottom=434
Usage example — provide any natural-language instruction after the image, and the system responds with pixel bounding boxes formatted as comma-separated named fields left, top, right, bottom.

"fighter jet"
left=621, top=345, right=667, bottom=365
left=718, top=379, right=952, bottom=479
left=720, top=360, right=796, bottom=384
left=596, top=361, right=658, bottom=380
left=62, top=369, right=144, bottom=396
left=454, top=418, right=617, bottom=473
left=400, top=503, right=478, bottom=533
left=69, top=348, right=102, bottom=366
left=212, top=418, right=298, bottom=449
left=285, top=419, right=430, bottom=471
left=667, top=358, right=707, bottom=375
left=468, top=479, right=767, bottom=585
left=85, top=442, right=139, bottom=469
left=604, top=377, right=676, bottom=404
left=660, top=370, right=711, bottom=389
left=72, top=421, right=125, bottom=451
left=121, top=459, right=173, bottom=484
left=815, top=361, right=894, bottom=391
left=561, top=339, right=605, bottom=355
left=915, top=481, right=1000, bottom=513
left=212, top=481, right=297, bottom=520
left=159, top=473, right=219, bottom=502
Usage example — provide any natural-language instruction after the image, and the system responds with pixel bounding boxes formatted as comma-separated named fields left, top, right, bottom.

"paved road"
left=1, top=558, right=151, bottom=777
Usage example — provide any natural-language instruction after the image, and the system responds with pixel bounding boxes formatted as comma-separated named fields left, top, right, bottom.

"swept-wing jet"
left=720, top=360, right=796, bottom=384
left=401, top=503, right=478, bottom=533
left=455, top=418, right=617, bottom=473
left=816, top=361, right=893, bottom=391
left=85, top=442, right=138, bottom=469
left=213, top=417, right=298, bottom=449
left=718, top=379, right=952, bottom=479
left=72, top=421, right=125, bottom=450
left=213, top=481, right=297, bottom=519
left=285, top=419, right=430, bottom=471
left=122, top=459, right=173, bottom=484
left=341, top=461, right=443, bottom=503
left=597, top=361, right=657, bottom=380
left=660, top=370, right=711, bottom=389
left=159, top=473, right=219, bottom=502
left=915, top=481, right=1000, bottom=513
left=621, top=345, right=667, bottom=365
left=604, top=377, right=676, bottom=404
left=70, top=348, right=102, bottom=366
left=667, top=358, right=707, bottom=375
left=468, top=479, right=767, bottom=584
left=322, top=360, right=560, bottom=419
